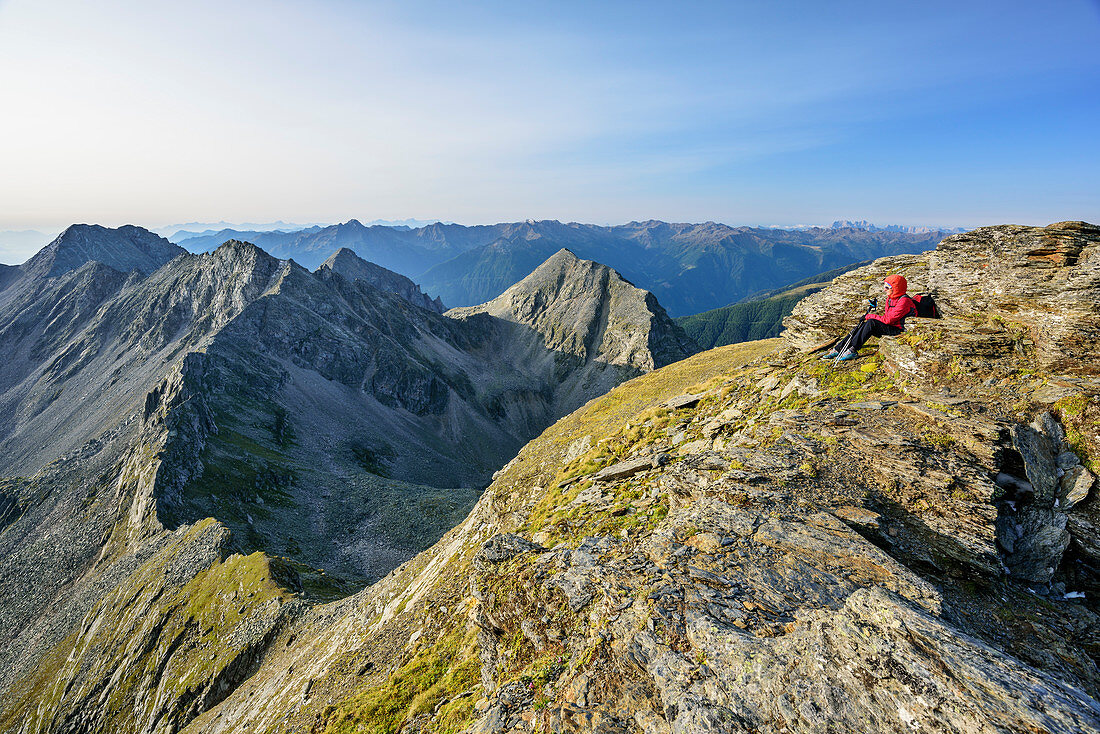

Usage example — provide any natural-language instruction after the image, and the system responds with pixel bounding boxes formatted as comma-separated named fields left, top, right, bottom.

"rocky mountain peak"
left=22, top=223, right=186, bottom=279
left=451, top=248, right=697, bottom=371
left=213, top=237, right=268, bottom=257
left=317, top=247, right=445, bottom=312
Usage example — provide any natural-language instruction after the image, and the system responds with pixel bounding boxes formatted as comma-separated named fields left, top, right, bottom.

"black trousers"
left=836, top=319, right=902, bottom=353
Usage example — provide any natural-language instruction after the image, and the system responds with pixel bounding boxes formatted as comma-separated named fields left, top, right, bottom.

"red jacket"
left=866, top=295, right=916, bottom=328
left=866, top=274, right=915, bottom=328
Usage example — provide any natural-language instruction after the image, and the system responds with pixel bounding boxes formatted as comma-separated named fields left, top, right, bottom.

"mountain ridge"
left=0, top=226, right=696, bottom=717
left=171, top=219, right=954, bottom=315
left=317, top=247, right=445, bottom=312
left=76, top=220, right=1096, bottom=734
left=23, top=223, right=186, bottom=280
left=4, top=222, right=1099, bottom=734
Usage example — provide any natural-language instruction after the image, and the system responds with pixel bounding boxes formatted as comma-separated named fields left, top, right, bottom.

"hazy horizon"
left=2, top=1, right=1097, bottom=244
left=1, top=215, right=977, bottom=266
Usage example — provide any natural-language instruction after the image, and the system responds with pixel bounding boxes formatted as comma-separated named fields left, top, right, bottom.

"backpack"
left=908, top=293, right=941, bottom=319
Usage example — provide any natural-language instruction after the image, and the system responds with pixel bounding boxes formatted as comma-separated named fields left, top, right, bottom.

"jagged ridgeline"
left=3, top=222, right=1100, bottom=733
left=0, top=225, right=695, bottom=731
left=172, top=219, right=951, bottom=316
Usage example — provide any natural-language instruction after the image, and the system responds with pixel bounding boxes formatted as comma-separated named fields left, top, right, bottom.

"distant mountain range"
left=171, top=219, right=957, bottom=316
left=163, top=218, right=451, bottom=241
left=151, top=220, right=329, bottom=238
left=829, top=219, right=968, bottom=234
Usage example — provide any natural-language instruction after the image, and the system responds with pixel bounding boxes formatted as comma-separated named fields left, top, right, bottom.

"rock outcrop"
left=783, top=221, right=1100, bottom=369
left=928, top=221, right=1100, bottom=373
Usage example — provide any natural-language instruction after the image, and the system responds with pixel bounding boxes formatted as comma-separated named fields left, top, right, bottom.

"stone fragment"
left=1011, top=421, right=1059, bottom=505
left=1061, top=465, right=1095, bottom=510
left=1068, top=500, right=1100, bottom=563
left=833, top=505, right=882, bottom=529
left=1057, top=449, right=1081, bottom=471
left=666, top=393, right=704, bottom=410
left=996, top=507, right=1070, bottom=583
left=476, top=533, right=545, bottom=565
left=565, top=435, right=592, bottom=461
left=569, top=485, right=612, bottom=510
left=756, top=373, right=782, bottom=394
left=700, top=420, right=726, bottom=438
left=590, top=455, right=664, bottom=483
left=846, top=400, right=895, bottom=410
left=684, top=532, right=723, bottom=554
left=548, top=568, right=594, bottom=612
left=779, top=375, right=820, bottom=400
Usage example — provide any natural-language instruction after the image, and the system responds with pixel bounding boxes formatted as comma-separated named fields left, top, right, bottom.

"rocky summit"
left=448, top=249, right=699, bottom=417
left=18, top=223, right=187, bottom=281
left=3, top=222, right=1100, bottom=733
left=318, top=247, right=446, bottom=313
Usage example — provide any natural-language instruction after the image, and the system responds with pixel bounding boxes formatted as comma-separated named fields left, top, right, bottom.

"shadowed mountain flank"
left=317, top=247, right=445, bottom=312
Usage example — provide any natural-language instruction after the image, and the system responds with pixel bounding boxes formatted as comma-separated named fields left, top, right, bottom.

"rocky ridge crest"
left=318, top=247, right=445, bottom=312
left=20, top=223, right=186, bottom=280
left=149, top=222, right=1100, bottom=734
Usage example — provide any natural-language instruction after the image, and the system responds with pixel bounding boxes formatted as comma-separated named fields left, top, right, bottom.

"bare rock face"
left=928, top=222, right=1100, bottom=373
left=781, top=221, right=1100, bottom=587
left=781, top=252, right=931, bottom=351
left=451, top=248, right=698, bottom=372
left=784, top=221, right=1100, bottom=373
left=317, top=247, right=445, bottom=312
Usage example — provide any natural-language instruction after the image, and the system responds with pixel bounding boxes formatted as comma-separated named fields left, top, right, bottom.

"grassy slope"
left=318, top=338, right=782, bottom=733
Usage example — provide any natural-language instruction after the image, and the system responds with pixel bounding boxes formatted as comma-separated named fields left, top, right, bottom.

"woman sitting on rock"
left=822, top=274, right=917, bottom=361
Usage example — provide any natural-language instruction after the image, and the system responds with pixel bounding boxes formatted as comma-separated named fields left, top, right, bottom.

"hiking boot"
left=820, top=351, right=839, bottom=360
left=837, top=350, right=859, bottom=361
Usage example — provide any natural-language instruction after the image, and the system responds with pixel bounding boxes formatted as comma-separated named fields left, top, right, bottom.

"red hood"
left=885, top=275, right=908, bottom=298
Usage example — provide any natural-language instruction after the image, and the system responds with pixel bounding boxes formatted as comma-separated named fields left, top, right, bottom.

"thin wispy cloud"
left=0, top=0, right=1096, bottom=248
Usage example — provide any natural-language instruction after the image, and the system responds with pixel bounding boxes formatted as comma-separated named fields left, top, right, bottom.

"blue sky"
left=0, top=0, right=1097, bottom=249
